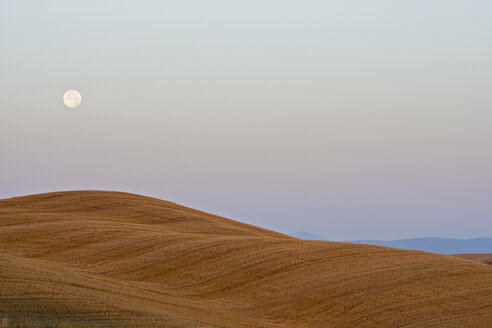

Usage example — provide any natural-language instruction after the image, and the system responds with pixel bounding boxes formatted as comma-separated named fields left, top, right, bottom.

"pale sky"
left=1, top=0, right=491, bottom=240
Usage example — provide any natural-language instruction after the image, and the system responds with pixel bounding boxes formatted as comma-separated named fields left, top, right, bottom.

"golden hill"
left=0, top=191, right=491, bottom=327
left=453, top=253, right=492, bottom=266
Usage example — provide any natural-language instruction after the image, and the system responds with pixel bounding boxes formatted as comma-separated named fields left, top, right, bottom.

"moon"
left=63, top=90, right=82, bottom=108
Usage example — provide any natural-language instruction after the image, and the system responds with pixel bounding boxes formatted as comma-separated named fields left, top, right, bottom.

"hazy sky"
left=1, top=0, right=491, bottom=240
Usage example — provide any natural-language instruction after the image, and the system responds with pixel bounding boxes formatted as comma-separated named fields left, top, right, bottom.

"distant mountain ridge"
left=290, top=232, right=492, bottom=255
left=288, top=231, right=329, bottom=240
left=348, top=237, right=492, bottom=255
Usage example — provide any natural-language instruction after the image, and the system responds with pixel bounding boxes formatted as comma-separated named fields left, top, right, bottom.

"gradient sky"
left=1, top=0, right=491, bottom=240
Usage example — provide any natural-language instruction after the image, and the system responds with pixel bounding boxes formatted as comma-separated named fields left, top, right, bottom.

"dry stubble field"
left=0, top=191, right=491, bottom=327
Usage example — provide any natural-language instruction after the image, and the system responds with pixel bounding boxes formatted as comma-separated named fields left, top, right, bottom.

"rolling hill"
left=453, top=253, right=492, bottom=266
left=1, top=191, right=491, bottom=327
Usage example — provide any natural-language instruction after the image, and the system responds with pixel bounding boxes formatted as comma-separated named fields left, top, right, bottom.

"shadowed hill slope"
left=453, top=253, right=492, bottom=266
left=1, top=191, right=491, bottom=327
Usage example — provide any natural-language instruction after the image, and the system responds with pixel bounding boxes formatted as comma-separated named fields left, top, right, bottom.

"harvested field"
left=453, top=253, right=492, bottom=266
left=1, top=191, right=491, bottom=327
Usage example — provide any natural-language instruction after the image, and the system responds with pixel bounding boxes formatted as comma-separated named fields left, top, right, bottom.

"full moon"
left=63, top=90, right=82, bottom=108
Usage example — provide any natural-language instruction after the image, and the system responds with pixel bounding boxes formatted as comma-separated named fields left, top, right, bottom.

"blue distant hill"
left=290, top=232, right=492, bottom=254
left=347, top=238, right=492, bottom=255
left=289, top=231, right=329, bottom=241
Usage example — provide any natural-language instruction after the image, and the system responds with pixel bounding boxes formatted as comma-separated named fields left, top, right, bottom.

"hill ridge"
left=1, top=190, right=491, bottom=327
